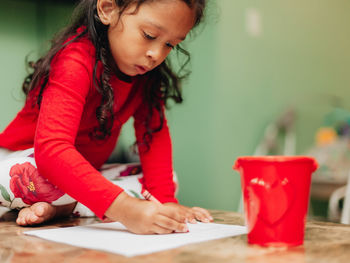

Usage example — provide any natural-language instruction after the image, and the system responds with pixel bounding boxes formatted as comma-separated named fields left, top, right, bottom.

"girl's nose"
left=146, top=46, right=165, bottom=63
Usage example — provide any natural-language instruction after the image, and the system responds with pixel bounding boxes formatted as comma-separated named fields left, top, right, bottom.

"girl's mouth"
left=135, top=65, right=149, bottom=74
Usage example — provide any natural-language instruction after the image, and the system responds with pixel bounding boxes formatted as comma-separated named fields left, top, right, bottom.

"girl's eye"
left=143, top=32, right=156, bottom=40
left=166, top=42, right=175, bottom=49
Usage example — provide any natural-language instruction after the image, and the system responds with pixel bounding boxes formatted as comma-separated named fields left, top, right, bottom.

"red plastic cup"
left=233, top=156, right=318, bottom=247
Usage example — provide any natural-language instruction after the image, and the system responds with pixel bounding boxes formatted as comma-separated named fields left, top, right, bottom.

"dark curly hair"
left=22, top=0, right=206, bottom=149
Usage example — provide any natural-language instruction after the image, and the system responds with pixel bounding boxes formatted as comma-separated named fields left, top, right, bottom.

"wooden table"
left=1, top=210, right=350, bottom=262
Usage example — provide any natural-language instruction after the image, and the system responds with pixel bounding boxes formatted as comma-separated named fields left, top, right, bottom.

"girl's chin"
left=115, top=69, right=133, bottom=82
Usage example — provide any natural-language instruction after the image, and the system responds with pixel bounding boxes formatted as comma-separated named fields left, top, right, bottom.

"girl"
left=0, top=0, right=212, bottom=234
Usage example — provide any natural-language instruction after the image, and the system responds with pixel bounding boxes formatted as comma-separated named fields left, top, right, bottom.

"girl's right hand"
left=105, top=192, right=188, bottom=234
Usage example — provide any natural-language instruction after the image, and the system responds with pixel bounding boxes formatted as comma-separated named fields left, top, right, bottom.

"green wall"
left=0, top=0, right=73, bottom=128
left=0, top=0, right=37, bottom=126
left=172, top=0, right=350, bottom=211
left=1, top=0, right=350, bottom=212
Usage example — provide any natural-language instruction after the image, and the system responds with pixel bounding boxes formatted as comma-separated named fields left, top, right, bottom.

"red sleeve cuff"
left=94, top=187, right=124, bottom=220
left=152, top=192, right=178, bottom=204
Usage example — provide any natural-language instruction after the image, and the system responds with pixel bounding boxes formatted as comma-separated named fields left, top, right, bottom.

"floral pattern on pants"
left=0, top=148, right=178, bottom=217
left=9, top=162, right=64, bottom=205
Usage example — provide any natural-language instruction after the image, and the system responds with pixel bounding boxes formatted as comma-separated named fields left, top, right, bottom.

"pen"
left=141, top=189, right=161, bottom=204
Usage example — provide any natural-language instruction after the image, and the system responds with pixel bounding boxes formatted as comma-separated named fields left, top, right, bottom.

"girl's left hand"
left=163, top=203, right=213, bottom=223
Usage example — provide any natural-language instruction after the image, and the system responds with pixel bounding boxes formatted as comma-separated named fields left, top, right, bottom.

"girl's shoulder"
left=63, top=27, right=95, bottom=55
left=52, top=27, right=97, bottom=75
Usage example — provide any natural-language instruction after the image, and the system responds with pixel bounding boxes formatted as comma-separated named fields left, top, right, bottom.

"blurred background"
left=1, top=0, right=350, bottom=221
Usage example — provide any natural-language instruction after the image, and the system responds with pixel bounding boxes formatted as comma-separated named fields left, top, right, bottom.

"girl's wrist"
left=105, top=191, right=132, bottom=222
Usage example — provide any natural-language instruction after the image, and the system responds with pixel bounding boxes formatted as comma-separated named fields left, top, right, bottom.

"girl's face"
left=98, top=0, right=195, bottom=76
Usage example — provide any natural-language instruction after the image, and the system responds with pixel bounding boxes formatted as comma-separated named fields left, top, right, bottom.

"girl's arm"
left=133, top=102, right=177, bottom=204
left=34, top=43, right=123, bottom=219
left=133, top=100, right=213, bottom=223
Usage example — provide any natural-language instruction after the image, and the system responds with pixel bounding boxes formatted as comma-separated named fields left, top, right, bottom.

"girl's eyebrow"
left=144, top=20, right=186, bottom=40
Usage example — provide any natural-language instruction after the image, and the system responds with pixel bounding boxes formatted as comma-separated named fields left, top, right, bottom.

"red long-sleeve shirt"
left=0, top=33, right=177, bottom=218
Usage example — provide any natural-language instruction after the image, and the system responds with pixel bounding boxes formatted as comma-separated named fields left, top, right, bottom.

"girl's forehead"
left=126, top=0, right=196, bottom=31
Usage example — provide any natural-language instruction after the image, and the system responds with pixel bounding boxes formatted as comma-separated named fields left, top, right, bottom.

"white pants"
left=0, top=148, right=175, bottom=217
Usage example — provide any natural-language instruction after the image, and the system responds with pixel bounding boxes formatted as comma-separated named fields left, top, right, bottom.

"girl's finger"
left=159, top=205, right=187, bottom=223
left=155, top=214, right=188, bottom=233
left=192, top=207, right=213, bottom=221
left=186, top=212, right=197, bottom=224
left=151, top=224, right=174, bottom=234
left=190, top=208, right=212, bottom=223
left=194, top=211, right=209, bottom=222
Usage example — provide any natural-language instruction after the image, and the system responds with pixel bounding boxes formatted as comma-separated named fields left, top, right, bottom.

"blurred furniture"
left=253, top=108, right=296, bottom=156
left=305, top=107, right=350, bottom=223
left=307, top=138, right=350, bottom=223
left=342, top=175, right=350, bottom=223
left=238, top=108, right=296, bottom=212
left=328, top=172, right=350, bottom=224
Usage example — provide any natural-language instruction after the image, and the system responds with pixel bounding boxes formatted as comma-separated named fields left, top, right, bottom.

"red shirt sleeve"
left=133, top=102, right=178, bottom=204
left=34, top=43, right=123, bottom=219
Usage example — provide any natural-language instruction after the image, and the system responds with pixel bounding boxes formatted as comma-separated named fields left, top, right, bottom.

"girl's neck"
left=108, top=56, right=132, bottom=83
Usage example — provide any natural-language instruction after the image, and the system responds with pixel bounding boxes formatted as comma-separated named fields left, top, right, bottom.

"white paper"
left=25, top=222, right=247, bottom=257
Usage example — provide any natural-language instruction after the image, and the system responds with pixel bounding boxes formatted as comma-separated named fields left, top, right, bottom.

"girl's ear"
left=97, top=0, right=117, bottom=25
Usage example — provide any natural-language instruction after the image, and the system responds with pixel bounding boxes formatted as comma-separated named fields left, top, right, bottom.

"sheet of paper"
left=25, top=222, right=247, bottom=257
